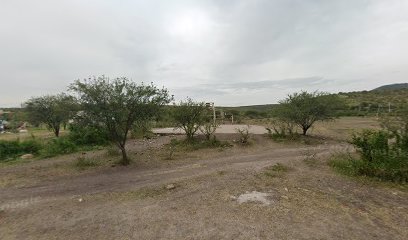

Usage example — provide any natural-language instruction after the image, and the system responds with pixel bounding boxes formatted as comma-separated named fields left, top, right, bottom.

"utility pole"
left=388, top=102, right=391, bottom=113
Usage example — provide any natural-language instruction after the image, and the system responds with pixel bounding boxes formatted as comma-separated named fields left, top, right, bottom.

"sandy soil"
left=1, top=118, right=406, bottom=240
left=154, top=117, right=380, bottom=141
left=153, top=124, right=269, bottom=135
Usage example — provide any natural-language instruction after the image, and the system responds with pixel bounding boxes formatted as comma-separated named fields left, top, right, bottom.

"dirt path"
left=1, top=135, right=406, bottom=240
left=0, top=142, right=348, bottom=206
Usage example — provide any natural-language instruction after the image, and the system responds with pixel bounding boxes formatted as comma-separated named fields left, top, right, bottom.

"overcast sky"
left=1, top=0, right=408, bottom=107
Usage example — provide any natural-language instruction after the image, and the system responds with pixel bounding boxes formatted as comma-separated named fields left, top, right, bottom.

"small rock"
left=284, top=187, right=288, bottom=192
left=281, top=195, right=289, bottom=200
left=78, top=198, right=83, bottom=202
left=166, top=184, right=176, bottom=190
left=21, top=154, right=34, bottom=159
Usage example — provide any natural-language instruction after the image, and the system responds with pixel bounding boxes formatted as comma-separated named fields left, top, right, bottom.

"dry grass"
left=0, top=129, right=69, bottom=141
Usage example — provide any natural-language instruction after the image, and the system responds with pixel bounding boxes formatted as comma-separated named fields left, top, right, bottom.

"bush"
left=0, top=125, right=109, bottom=161
left=236, top=126, right=251, bottom=144
left=331, top=129, right=408, bottom=183
left=0, top=139, right=42, bottom=161
left=68, top=124, right=109, bottom=146
left=266, top=118, right=297, bottom=141
left=172, top=98, right=208, bottom=141
left=39, top=123, right=110, bottom=158
left=351, top=130, right=390, bottom=162
left=40, top=137, right=78, bottom=158
left=199, top=122, right=219, bottom=140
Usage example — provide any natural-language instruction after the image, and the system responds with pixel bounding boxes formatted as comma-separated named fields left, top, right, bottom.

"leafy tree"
left=172, top=98, right=209, bottom=141
left=274, top=91, right=343, bottom=135
left=70, top=76, right=172, bottom=165
left=25, top=94, right=77, bottom=137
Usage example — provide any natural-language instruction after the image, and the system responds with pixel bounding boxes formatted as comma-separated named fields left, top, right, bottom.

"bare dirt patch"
left=233, top=191, right=278, bottom=206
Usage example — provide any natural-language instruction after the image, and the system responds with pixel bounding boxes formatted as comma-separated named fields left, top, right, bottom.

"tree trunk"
left=302, top=126, right=308, bottom=135
left=186, top=130, right=194, bottom=141
left=119, top=145, right=129, bottom=165
left=54, top=126, right=60, bottom=137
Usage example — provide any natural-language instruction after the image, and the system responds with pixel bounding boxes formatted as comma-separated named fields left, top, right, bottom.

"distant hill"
left=373, top=83, right=408, bottom=91
left=220, top=86, right=408, bottom=118
left=338, top=88, right=408, bottom=113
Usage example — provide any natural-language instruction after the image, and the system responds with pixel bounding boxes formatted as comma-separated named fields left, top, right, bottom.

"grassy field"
left=0, top=128, right=68, bottom=141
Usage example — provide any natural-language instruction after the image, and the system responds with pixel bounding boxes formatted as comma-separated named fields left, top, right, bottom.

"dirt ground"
left=1, top=117, right=407, bottom=240
left=154, top=116, right=381, bottom=141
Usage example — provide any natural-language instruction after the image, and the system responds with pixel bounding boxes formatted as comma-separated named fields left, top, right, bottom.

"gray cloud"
left=1, top=0, right=408, bottom=107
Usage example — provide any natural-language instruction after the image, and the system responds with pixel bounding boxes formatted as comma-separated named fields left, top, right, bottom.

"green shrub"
left=40, top=137, right=78, bottom=158
left=68, top=124, right=109, bottom=146
left=236, top=126, right=251, bottom=144
left=19, top=139, right=42, bottom=154
left=40, top=124, right=110, bottom=158
left=331, top=129, right=408, bottom=183
left=351, top=130, right=390, bottom=162
left=0, top=125, right=109, bottom=161
left=266, top=118, right=296, bottom=140
left=199, top=122, right=219, bottom=140
left=0, top=141, right=20, bottom=160
left=0, top=139, right=42, bottom=161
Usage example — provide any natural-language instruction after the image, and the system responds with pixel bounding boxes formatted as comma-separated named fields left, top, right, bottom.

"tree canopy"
left=70, top=76, right=172, bottom=165
left=172, top=98, right=210, bottom=141
left=25, top=94, right=77, bottom=137
left=274, top=91, right=343, bottom=135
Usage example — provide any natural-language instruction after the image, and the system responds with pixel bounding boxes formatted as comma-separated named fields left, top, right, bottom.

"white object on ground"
left=235, top=191, right=273, bottom=205
left=20, top=154, right=34, bottom=159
